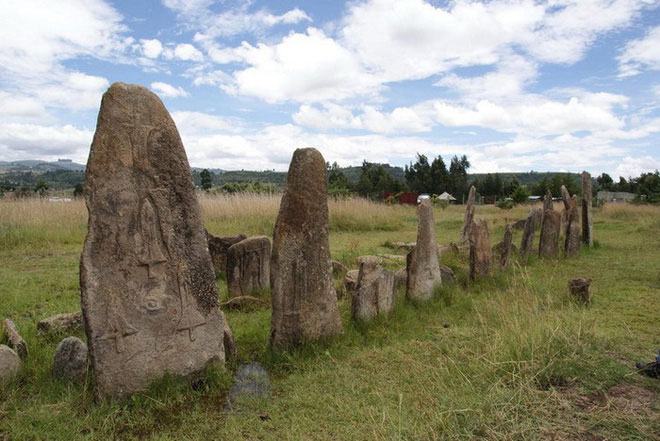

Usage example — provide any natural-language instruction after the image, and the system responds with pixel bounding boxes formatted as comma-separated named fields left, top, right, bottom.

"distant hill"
left=0, top=159, right=85, bottom=173
left=0, top=157, right=586, bottom=193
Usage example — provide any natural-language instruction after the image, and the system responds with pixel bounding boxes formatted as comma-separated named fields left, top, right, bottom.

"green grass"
left=0, top=199, right=658, bottom=440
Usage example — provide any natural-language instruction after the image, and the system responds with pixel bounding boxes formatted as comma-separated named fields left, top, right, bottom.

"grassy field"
left=0, top=196, right=658, bottom=440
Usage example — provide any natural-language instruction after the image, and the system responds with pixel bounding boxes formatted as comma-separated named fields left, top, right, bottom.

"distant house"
left=597, top=191, right=636, bottom=203
left=436, top=192, right=457, bottom=203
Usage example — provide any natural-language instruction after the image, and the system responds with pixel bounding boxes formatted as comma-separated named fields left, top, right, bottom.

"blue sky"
left=0, top=0, right=659, bottom=177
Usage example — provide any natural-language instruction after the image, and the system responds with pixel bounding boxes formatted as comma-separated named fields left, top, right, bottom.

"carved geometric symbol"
left=100, top=315, right=138, bottom=354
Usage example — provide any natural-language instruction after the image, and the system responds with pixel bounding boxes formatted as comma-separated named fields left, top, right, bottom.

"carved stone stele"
left=226, top=236, right=271, bottom=297
left=80, top=83, right=225, bottom=398
left=520, top=208, right=542, bottom=259
left=461, top=185, right=476, bottom=242
left=581, top=171, right=593, bottom=246
left=539, top=209, right=561, bottom=258
left=406, top=199, right=442, bottom=301
left=269, top=148, right=342, bottom=349
left=469, top=219, right=492, bottom=280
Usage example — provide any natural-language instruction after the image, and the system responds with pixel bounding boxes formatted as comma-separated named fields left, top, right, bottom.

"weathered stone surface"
left=581, top=171, right=593, bottom=246
left=223, top=318, right=236, bottom=361
left=53, top=337, right=88, bottom=383
left=499, top=224, right=513, bottom=269
left=81, top=83, right=225, bottom=398
left=37, top=312, right=83, bottom=335
left=394, top=268, right=407, bottom=290
left=2, top=319, right=27, bottom=360
left=439, top=264, right=455, bottom=284
left=511, top=218, right=527, bottom=231
left=461, top=185, right=476, bottom=241
left=344, top=270, right=360, bottom=295
left=469, top=219, right=492, bottom=280
left=226, top=236, right=271, bottom=297
left=543, top=188, right=553, bottom=213
left=565, top=221, right=582, bottom=257
left=539, top=209, right=561, bottom=258
left=406, top=199, right=442, bottom=301
left=351, top=258, right=395, bottom=322
left=569, top=278, right=592, bottom=304
left=0, top=345, right=21, bottom=383
left=226, top=362, right=270, bottom=409
left=207, top=232, right=246, bottom=274
left=270, top=148, right=341, bottom=348
left=562, top=191, right=581, bottom=257
left=520, top=208, right=542, bottom=258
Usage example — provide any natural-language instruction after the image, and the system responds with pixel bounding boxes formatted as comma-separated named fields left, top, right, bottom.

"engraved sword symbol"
left=100, top=315, right=138, bottom=354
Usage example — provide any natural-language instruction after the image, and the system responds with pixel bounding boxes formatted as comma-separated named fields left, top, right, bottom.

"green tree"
left=327, top=162, right=350, bottom=195
left=356, top=161, right=403, bottom=199
left=511, top=185, right=530, bottom=204
left=448, top=155, right=470, bottom=201
left=200, top=169, right=213, bottom=191
left=34, top=179, right=49, bottom=197
left=596, top=173, right=613, bottom=190
left=73, top=183, right=84, bottom=198
left=430, top=155, right=449, bottom=194
left=404, top=154, right=433, bottom=193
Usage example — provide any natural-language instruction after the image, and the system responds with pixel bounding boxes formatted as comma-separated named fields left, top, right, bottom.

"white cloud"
left=151, top=82, right=188, bottom=98
left=0, top=0, right=124, bottom=112
left=141, top=39, right=164, bottom=59
left=171, top=111, right=238, bottom=135
left=436, top=54, right=538, bottom=102
left=613, top=155, right=660, bottom=177
left=521, top=0, right=649, bottom=64
left=172, top=43, right=204, bottom=62
left=163, top=1, right=311, bottom=38
left=293, top=103, right=431, bottom=134
left=618, top=25, right=660, bottom=76
left=0, top=92, right=46, bottom=120
left=0, top=122, right=93, bottom=161
left=227, top=28, right=380, bottom=103
left=341, top=0, right=543, bottom=82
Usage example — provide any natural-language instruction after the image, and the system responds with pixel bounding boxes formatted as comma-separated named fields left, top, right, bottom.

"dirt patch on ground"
left=573, top=383, right=657, bottom=415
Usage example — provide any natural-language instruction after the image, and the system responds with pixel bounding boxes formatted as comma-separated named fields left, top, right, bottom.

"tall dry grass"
left=0, top=193, right=413, bottom=249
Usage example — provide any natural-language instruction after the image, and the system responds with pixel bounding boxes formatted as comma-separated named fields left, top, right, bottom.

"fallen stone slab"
left=37, top=312, right=83, bottom=335
left=2, top=319, right=27, bottom=360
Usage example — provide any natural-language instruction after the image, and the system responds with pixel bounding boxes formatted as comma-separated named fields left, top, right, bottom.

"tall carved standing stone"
left=543, top=188, right=553, bottom=213
left=461, top=185, right=476, bottom=241
left=226, top=236, right=271, bottom=297
left=469, top=219, right=492, bottom=280
left=539, top=209, right=561, bottom=258
left=499, top=223, right=513, bottom=269
left=581, top=171, right=593, bottom=246
left=270, top=148, right=342, bottom=349
left=406, top=199, right=442, bottom=301
left=564, top=194, right=581, bottom=256
left=520, top=208, right=542, bottom=259
left=80, top=83, right=225, bottom=398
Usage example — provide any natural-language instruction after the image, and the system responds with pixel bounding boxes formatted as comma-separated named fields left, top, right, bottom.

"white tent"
left=437, top=192, right=457, bottom=201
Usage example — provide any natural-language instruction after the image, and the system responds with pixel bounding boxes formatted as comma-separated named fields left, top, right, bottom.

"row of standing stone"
left=0, top=82, right=596, bottom=399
